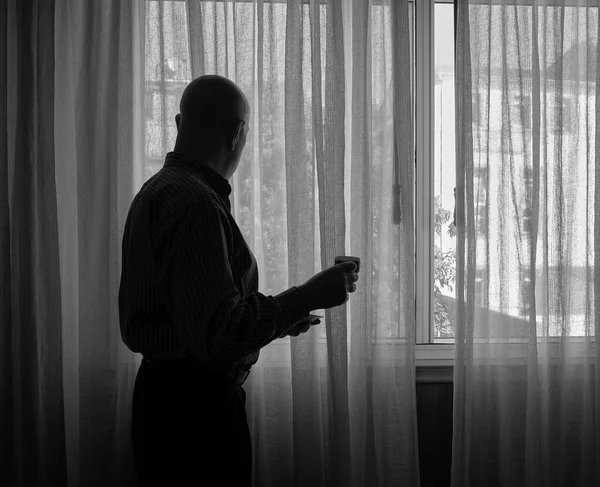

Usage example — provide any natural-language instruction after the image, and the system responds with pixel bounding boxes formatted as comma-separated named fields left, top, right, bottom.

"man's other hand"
left=279, top=316, right=321, bottom=338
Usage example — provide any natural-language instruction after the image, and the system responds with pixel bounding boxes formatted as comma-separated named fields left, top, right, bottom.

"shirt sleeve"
left=170, top=198, right=309, bottom=363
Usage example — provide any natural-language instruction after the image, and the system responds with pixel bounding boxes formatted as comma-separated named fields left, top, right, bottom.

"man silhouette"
left=119, top=74, right=358, bottom=486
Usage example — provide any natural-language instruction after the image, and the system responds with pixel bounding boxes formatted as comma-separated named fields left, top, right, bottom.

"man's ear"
left=175, top=113, right=181, bottom=131
left=231, top=120, right=245, bottom=150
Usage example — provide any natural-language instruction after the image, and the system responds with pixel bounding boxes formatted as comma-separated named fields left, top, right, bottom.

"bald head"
left=178, top=75, right=249, bottom=129
left=174, top=75, right=251, bottom=179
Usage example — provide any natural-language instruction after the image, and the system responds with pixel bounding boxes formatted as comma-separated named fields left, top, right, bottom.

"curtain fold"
left=53, top=0, right=145, bottom=485
left=283, top=0, right=329, bottom=482
left=0, top=0, right=11, bottom=478
left=1, top=1, right=67, bottom=485
left=454, top=0, right=600, bottom=484
left=315, top=0, right=352, bottom=483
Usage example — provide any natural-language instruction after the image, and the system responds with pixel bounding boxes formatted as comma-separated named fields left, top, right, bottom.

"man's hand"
left=279, top=315, right=321, bottom=338
left=298, top=261, right=358, bottom=311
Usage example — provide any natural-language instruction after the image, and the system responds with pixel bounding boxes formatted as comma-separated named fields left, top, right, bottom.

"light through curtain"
left=453, top=0, right=600, bottom=484
left=4, top=0, right=146, bottom=485
left=144, top=0, right=419, bottom=485
left=53, top=0, right=146, bottom=485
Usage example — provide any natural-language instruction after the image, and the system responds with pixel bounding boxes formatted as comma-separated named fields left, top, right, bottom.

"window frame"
left=414, top=0, right=435, bottom=347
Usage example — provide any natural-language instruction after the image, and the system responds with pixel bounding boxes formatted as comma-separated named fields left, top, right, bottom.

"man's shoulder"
left=140, top=166, right=221, bottom=220
left=129, top=169, right=228, bottom=251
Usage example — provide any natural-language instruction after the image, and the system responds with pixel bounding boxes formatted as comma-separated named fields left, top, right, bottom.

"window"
left=418, top=2, right=595, bottom=362
left=144, top=0, right=593, bottom=368
left=421, top=3, right=596, bottom=357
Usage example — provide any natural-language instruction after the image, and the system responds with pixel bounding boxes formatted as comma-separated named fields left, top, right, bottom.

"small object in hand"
left=334, top=255, right=360, bottom=273
left=287, top=315, right=321, bottom=337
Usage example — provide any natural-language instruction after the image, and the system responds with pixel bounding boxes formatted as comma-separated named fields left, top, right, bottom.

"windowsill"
left=264, top=338, right=594, bottom=384
left=416, top=344, right=454, bottom=382
left=416, top=343, right=455, bottom=368
left=414, top=338, right=597, bottom=382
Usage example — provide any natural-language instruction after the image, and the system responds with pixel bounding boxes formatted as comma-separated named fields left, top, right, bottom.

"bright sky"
left=435, top=5, right=455, bottom=70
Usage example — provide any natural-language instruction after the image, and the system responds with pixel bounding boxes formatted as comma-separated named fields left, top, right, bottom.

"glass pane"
left=433, top=3, right=456, bottom=341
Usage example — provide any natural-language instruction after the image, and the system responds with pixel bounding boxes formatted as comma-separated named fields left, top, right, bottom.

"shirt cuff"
left=274, top=286, right=310, bottom=332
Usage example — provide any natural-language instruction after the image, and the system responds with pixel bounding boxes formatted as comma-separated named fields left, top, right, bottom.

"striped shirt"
left=118, top=151, right=309, bottom=376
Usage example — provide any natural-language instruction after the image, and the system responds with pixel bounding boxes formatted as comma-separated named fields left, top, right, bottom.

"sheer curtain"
left=3, top=0, right=419, bottom=486
left=1, top=1, right=66, bottom=485
left=2, top=0, right=144, bottom=485
left=144, top=0, right=418, bottom=485
left=453, top=0, right=600, bottom=484
left=53, top=0, right=146, bottom=486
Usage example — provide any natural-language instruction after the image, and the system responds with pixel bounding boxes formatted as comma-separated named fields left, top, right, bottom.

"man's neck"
left=172, top=145, right=229, bottom=181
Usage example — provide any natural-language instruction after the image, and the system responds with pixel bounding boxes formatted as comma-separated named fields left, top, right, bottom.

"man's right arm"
left=170, top=199, right=310, bottom=364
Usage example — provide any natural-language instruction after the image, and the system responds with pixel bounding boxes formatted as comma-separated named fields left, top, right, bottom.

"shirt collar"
left=163, top=152, right=232, bottom=200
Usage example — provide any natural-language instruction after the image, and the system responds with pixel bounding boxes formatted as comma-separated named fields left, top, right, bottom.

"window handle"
left=452, top=187, right=456, bottom=227
left=393, top=182, right=402, bottom=225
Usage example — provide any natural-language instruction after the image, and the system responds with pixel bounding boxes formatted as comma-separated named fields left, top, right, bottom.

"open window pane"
left=433, top=3, right=456, bottom=341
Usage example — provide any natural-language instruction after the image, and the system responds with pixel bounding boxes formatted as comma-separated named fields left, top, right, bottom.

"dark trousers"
left=131, top=358, right=252, bottom=486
